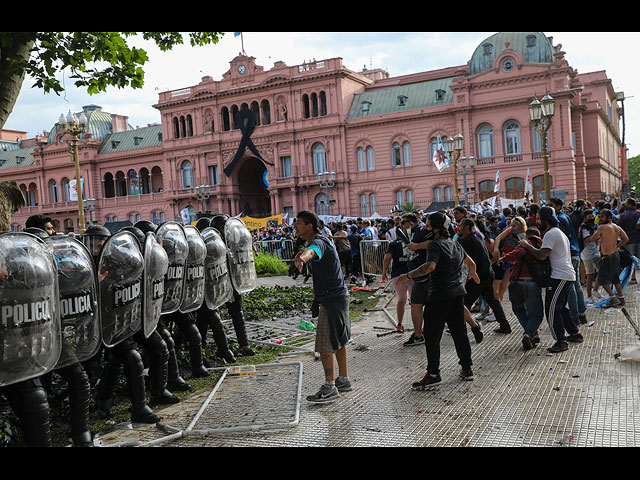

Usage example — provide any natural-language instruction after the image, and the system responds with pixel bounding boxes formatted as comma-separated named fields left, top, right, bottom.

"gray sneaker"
left=306, top=384, right=340, bottom=403
left=335, top=376, right=352, bottom=392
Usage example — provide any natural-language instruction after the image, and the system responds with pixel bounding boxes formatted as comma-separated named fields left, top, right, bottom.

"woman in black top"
left=381, top=239, right=412, bottom=332
left=396, top=212, right=480, bottom=388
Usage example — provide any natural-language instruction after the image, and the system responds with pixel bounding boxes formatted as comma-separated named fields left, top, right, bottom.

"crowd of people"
left=291, top=194, right=639, bottom=393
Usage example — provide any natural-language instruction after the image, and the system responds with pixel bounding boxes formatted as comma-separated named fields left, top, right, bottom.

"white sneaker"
left=485, top=313, right=497, bottom=322
left=585, top=296, right=595, bottom=304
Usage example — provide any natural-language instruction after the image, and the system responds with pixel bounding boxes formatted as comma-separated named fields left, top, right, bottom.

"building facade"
left=0, top=32, right=626, bottom=233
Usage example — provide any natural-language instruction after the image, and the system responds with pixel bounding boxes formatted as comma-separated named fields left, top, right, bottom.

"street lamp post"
left=195, top=185, right=211, bottom=213
left=459, top=156, right=475, bottom=205
left=84, top=198, right=96, bottom=227
left=58, top=110, right=88, bottom=234
left=445, top=133, right=465, bottom=206
left=529, top=93, right=555, bottom=203
left=317, top=171, right=336, bottom=216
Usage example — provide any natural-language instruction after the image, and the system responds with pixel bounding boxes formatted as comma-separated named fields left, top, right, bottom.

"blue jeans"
left=568, top=255, right=586, bottom=318
left=508, top=279, right=544, bottom=338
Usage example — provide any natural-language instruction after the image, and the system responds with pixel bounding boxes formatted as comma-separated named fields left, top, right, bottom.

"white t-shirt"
left=541, top=227, right=576, bottom=281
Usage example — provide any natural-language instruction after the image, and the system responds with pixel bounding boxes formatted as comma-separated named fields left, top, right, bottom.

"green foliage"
left=2, top=32, right=224, bottom=96
left=254, top=252, right=288, bottom=276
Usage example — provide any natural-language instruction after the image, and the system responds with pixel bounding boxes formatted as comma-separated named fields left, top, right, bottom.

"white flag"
left=180, top=207, right=190, bottom=224
left=494, top=170, right=500, bottom=193
left=431, top=132, right=449, bottom=172
left=525, top=168, right=533, bottom=196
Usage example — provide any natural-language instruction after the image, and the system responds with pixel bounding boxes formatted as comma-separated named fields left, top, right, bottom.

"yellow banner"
left=239, top=214, right=283, bottom=230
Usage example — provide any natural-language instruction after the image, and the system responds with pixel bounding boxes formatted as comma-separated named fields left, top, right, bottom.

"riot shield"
left=224, top=218, right=258, bottom=294
left=97, top=231, right=144, bottom=348
left=155, top=221, right=188, bottom=314
left=200, top=227, right=234, bottom=310
left=0, top=232, right=61, bottom=387
left=45, top=236, right=101, bottom=369
left=142, top=232, right=169, bottom=338
left=179, top=226, right=206, bottom=313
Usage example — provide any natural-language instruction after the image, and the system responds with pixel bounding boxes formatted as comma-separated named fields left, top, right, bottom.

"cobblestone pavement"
left=94, top=278, right=640, bottom=447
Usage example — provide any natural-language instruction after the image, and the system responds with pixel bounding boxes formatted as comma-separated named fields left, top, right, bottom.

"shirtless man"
left=587, top=208, right=628, bottom=307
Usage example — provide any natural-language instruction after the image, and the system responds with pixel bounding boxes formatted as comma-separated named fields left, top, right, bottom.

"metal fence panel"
left=255, top=239, right=296, bottom=261
left=360, top=239, right=389, bottom=278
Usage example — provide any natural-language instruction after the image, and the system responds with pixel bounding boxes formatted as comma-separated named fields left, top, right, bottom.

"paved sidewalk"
left=94, top=279, right=640, bottom=447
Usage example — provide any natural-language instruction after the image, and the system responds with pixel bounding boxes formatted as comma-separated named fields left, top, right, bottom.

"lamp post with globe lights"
left=529, top=93, right=555, bottom=203
left=58, top=110, right=88, bottom=234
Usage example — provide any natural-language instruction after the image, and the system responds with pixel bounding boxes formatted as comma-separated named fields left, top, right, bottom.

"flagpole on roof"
left=234, top=32, right=246, bottom=55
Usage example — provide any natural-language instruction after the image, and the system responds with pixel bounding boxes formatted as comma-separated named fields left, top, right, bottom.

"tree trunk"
left=0, top=34, right=36, bottom=131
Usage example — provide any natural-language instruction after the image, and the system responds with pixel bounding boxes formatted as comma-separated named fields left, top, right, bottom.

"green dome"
left=47, top=104, right=132, bottom=144
left=469, top=32, right=554, bottom=76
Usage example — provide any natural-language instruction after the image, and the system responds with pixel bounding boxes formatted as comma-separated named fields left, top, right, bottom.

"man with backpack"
left=499, top=227, right=547, bottom=350
left=518, top=206, right=583, bottom=353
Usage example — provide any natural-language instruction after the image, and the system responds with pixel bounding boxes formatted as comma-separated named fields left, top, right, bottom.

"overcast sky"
left=5, top=32, right=637, bottom=156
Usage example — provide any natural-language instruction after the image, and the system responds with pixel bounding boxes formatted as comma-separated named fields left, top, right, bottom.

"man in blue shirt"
left=549, top=197, right=587, bottom=324
left=295, top=210, right=351, bottom=403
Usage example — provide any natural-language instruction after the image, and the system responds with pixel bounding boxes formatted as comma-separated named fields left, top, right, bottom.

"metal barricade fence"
left=360, top=239, right=389, bottom=279
left=255, top=239, right=296, bottom=262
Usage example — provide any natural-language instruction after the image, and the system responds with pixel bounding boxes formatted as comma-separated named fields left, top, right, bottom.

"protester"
left=518, top=206, right=583, bottom=353
left=578, top=209, right=601, bottom=302
left=457, top=218, right=512, bottom=335
left=294, top=210, right=352, bottom=403
left=500, top=227, right=545, bottom=350
left=396, top=212, right=480, bottom=387
left=617, top=197, right=640, bottom=284
left=330, top=222, right=352, bottom=276
left=347, top=225, right=362, bottom=279
left=381, top=238, right=413, bottom=333
left=587, top=208, right=628, bottom=307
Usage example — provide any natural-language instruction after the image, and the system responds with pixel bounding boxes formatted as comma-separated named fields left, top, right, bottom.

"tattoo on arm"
left=410, top=261, right=436, bottom=278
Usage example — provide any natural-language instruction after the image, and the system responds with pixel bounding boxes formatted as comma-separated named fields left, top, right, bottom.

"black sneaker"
left=567, top=333, right=584, bottom=343
left=459, top=367, right=474, bottom=381
left=532, top=335, right=541, bottom=345
left=522, top=334, right=534, bottom=350
left=335, top=376, right=352, bottom=392
left=412, top=372, right=441, bottom=389
left=547, top=341, right=569, bottom=353
left=618, top=297, right=626, bottom=307
left=578, top=315, right=588, bottom=325
left=471, top=325, right=483, bottom=343
left=306, top=384, right=340, bottom=403
left=494, top=326, right=512, bottom=334
left=403, top=333, right=425, bottom=347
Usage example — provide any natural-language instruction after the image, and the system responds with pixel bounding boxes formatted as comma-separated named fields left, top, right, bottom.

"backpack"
left=519, top=236, right=551, bottom=288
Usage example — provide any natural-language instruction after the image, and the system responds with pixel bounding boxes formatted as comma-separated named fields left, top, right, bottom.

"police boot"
left=4, top=379, right=52, bottom=447
left=184, top=323, right=209, bottom=378
left=121, top=346, right=160, bottom=424
left=148, top=349, right=179, bottom=406
left=167, top=349, right=191, bottom=392
left=59, top=363, right=94, bottom=447
left=231, top=311, right=255, bottom=356
left=95, top=354, right=123, bottom=418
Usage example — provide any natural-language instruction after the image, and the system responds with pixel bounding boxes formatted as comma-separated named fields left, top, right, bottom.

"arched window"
left=181, top=160, right=194, bottom=188
left=180, top=116, right=186, bottom=137
left=50, top=180, right=58, bottom=203
left=360, top=194, right=369, bottom=217
left=128, top=169, right=139, bottom=195
left=311, top=92, right=319, bottom=117
left=221, top=107, right=230, bottom=131
left=366, top=146, right=375, bottom=170
left=531, top=124, right=550, bottom=156
left=103, top=172, right=115, bottom=198
left=187, top=115, right=193, bottom=137
left=402, top=141, right=412, bottom=166
left=504, top=122, right=521, bottom=155
left=312, top=143, right=327, bottom=174
left=434, top=187, right=443, bottom=202
left=315, top=192, right=329, bottom=215
left=139, top=168, right=150, bottom=194
left=478, top=180, right=495, bottom=200
left=115, top=171, right=127, bottom=197
left=302, top=94, right=310, bottom=119
left=173, top=117, right=179, bottom=138
left=505, top=177, right=524, bottom=198
left=320, top=91, right=327, bottom=116
left=231, top=105, right=239, bottom=129
left=63, top=178, right=71, bottom=201
left=261, top=100, right=271, bottom=125
left=444, top=186, right=453, bottom=202
left=477, top=124, right=494, bottom=159
left=533, top=174, right=553, bottom=202
left=251, top=101, right=260, bottom=126
left=357, top=147, right=366, bottom=171
left=429, top=137, right=438, bottom=163
left=392, top=142, right=402, bottom=167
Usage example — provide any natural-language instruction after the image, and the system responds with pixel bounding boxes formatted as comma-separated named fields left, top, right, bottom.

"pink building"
left=1, top=32, right=625, bottom=233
